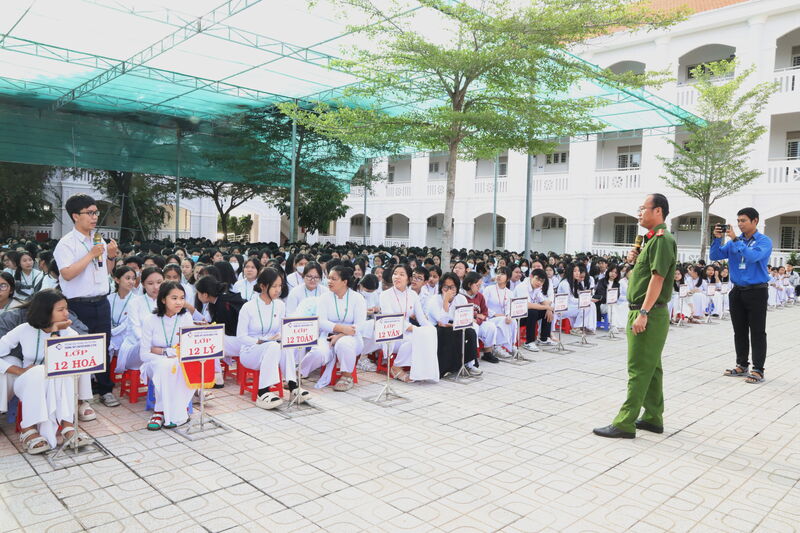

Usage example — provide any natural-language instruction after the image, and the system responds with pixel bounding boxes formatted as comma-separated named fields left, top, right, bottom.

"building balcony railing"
left=765, top=158, right=800, bottom=185
left=386, top=183, right=412, bottom=198
left=531, top=173, right=569, bottom=194
left=427, top=182, right=447, bottom=196
left=594, top=168, right=641, bottom=191
left=474, top=176, right=508, bottom=194
left=774, top=66, right=800, bottom=94
left=385, top=237, right=410, bottom=247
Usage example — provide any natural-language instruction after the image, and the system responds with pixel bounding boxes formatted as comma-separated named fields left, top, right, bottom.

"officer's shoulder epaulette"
left=655, top=229, right=665, bottom=237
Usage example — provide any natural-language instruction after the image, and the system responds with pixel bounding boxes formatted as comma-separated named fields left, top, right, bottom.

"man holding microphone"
left=594, top=194, right=676, bottom=439
left=54, top=195, right=121, bottom=407
left=710, top=208, right=772, bottom=384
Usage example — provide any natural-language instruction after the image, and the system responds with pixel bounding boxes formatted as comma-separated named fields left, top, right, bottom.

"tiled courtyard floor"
left=1, top=306, right=798, bottom=532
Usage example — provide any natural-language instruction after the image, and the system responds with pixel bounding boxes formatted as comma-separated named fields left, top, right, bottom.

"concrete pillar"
left=337, top=217, right=351, bottom=246
left=568, top=138, right=598, bottom=191
left=641, top=132, right=674, bottom=192
left=409, top=220, right=426, bottom=247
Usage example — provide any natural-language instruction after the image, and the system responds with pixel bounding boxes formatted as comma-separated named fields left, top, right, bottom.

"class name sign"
left=180, top=324, right=224, bottom=362
left=282, top=317, right=319, bottom=347
left=45, top=333, right=106, bottom=378
left=374, top=313, right=404, bottom=343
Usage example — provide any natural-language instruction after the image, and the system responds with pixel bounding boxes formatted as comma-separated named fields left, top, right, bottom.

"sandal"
left=147, top=413, right=164, bottom=431
left=724, top=366, right=749, bottom=377
left=78, top=401, right=96, bottom=422
left=390, top=367, right=410, bottom=383
left=19, top=429, right=51, bottom=455
left=60, top=426, right=91, bottom=447
left=745, top=371, right=764, bottom=384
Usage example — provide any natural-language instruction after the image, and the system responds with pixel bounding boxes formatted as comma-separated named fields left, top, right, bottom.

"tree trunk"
left=292, top=184, right=301, bottom=242
left=699, top=200, right=710, bottom=261
left=219, top=214, right=230, bottom=241
left=441, top=144, right=459, bottom=268
left=110, top=171, right=135, bottom=242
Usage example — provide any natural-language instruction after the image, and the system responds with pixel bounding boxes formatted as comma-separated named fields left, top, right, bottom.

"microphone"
left=633, top=234, right=644, bottom=253
left=93, top=232, right=104, bottom=268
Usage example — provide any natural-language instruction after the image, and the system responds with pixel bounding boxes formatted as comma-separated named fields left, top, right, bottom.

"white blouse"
left=287, top=271, right=304, bottom=291
left=127, top=294, right=158, bottom=341
left=232, top=278, right=257, bottom=302
left=139, top=312, right=194, bottom=359
left=286, top=283, right=328, bottom=316
left=316, top=289, right=367, bottom=335
left=0, top=324, right=78, bottom=372
left=483, top=284, right=512, bottom=317
left=108, top=292, right=134, bottom=337
left=425, top=293, right=468, bottom=325
left=237, top=297, right=285, bottom=348
left=378, top=287, right=430, bottom=326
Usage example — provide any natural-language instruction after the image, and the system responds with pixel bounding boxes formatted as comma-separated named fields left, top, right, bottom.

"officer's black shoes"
left=482, top=353, right=500, bottom=364
left=592, top=425, right=635, bottom=439
left=635, top=420, right=664, bottom=434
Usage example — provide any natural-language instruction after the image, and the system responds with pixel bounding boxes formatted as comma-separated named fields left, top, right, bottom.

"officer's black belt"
left=628, top=303, right=667, bottom=311
left=731, top=283, right=767, bottom=291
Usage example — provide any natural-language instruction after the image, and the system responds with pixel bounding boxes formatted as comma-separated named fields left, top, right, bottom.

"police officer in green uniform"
left=594, top=193, right=677, bottom=439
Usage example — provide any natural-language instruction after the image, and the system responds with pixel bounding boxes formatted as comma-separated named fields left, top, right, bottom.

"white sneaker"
left=537, top=338, right=557, bottom=346
left=522, top=342, right=540, bottom=352
left=466, top=366, right=483, bottom=376
left=492, top=347, right=509, bottom=358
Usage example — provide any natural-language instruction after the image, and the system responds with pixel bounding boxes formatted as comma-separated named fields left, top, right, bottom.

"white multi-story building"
left=305, top=0, right=800, bottom=264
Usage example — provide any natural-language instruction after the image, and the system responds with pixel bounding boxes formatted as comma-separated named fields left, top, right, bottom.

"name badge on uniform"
left=739, top=256, right=746, bottom=270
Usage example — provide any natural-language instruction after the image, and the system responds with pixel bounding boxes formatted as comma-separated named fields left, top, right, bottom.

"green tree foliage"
left=218, top=214, right=254, bottom=238
left=88, top=171, right=172, bottom=241
left=204, top=106, right=367, bottom=238
left=282, top=0, right=683, bottom=265
left=0, top=163, right=57, bottom=236
left=658, top=60, right=777, bottom=259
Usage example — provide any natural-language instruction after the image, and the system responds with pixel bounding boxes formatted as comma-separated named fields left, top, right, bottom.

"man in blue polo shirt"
left=710, top=207, right=772, bottom=384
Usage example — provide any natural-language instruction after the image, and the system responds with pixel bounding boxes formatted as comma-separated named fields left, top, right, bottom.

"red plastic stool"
left=558, top=318, right=572, bottom=334
left=119, top=370, right=148, bottom=403
left=325, top=358, right=359, bottom=387
left=375, top=351, right=397, bottom=373
left=221, top=357, right=239, bottom=384
left=239, top=366, right=284, bottom=401
left=109, top=355, right=120, bottom=383
left=15, top=400, right=22, bottom=433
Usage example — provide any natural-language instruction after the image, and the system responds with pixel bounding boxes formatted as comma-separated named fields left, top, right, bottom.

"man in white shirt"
left=53, top=195, right=120, bottom=407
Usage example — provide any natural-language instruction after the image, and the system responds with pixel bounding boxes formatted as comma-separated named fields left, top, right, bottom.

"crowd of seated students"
left=1, top=235, right=798, bottom=452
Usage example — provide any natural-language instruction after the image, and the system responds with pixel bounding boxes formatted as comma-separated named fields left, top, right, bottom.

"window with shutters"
left=793, top=46, right=800, bottom=67
left=546, top=152, right=568, bottom=165
left=617, top=145, right=641, bottom=169
left=678, top=216, right=699, bottom=231
left=780, top=216, right=800, bottom=250
left=613, top=216, right=637, bottom=244
left=496, top=222, right=506, bottom=249
left=788, top=132, right=800, bottom=160
left=387, top=165, right=395, bottom=183
left=429, top=162, right=439, bottom=173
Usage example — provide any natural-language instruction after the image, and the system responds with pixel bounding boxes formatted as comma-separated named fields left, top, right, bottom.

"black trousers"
left=728, top=286, right=768, bottom=373
left=69, top=298, right=114, bottom=395
left=525, top=309, right=552, bottom=343
left=435, top=326, right=477, bottom=377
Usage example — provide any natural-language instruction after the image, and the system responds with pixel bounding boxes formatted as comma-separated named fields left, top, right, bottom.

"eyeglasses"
left=411, top=276, right=425, bottom=282
left=80, top=210, right=101, bottom=217
left=0, top=284, right=9, bottom=291
left=442, top=285, right=456, bottom=291
left=304, top=276, right=321, bottom=281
